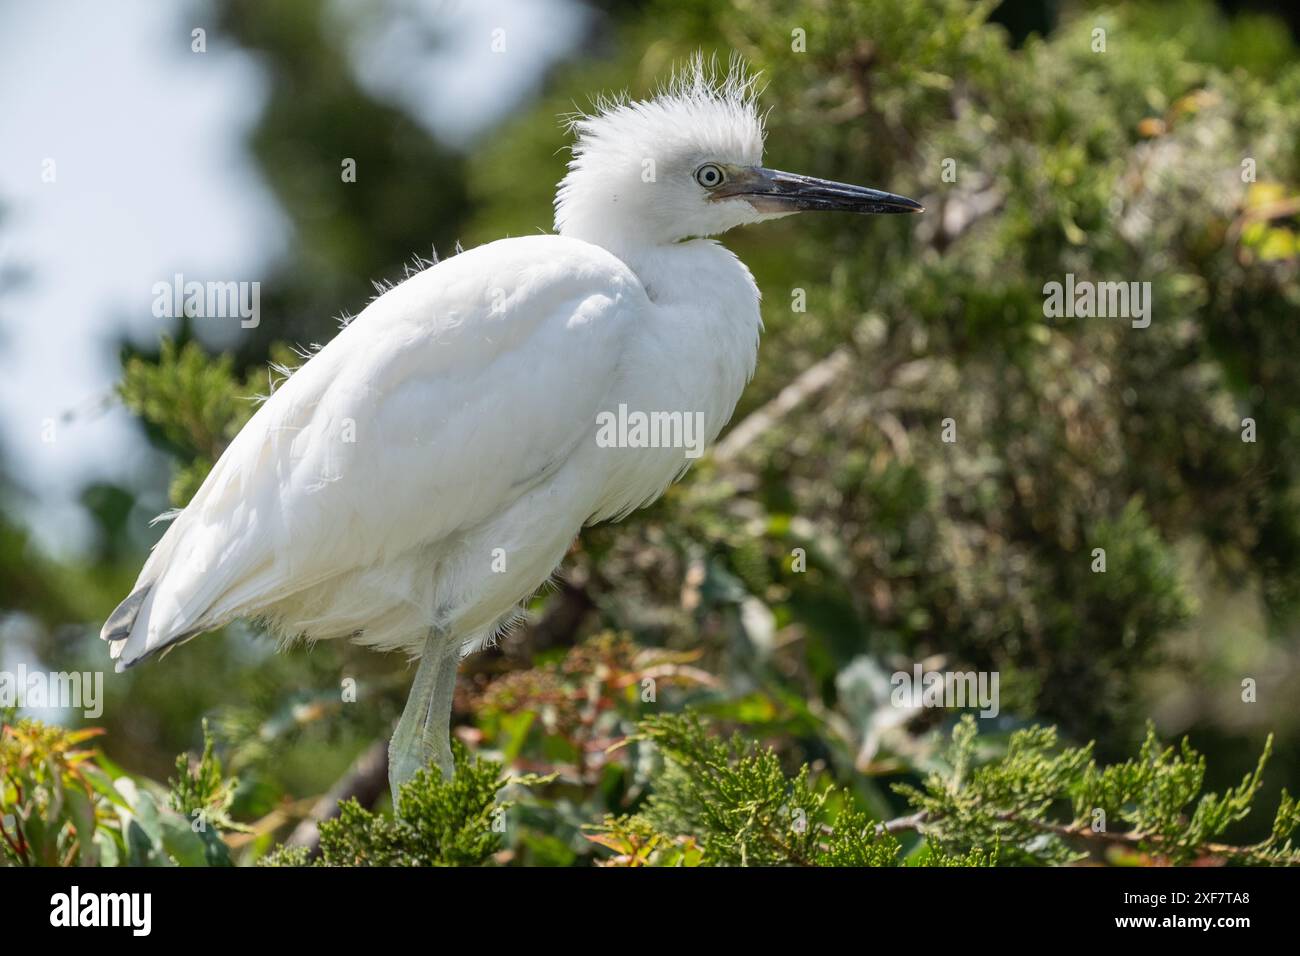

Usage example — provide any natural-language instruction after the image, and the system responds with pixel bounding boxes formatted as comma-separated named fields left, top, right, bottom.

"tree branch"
left=285, top=739, right=389, bottom=856
left=876, top=807, right=1280, bottom=864
left=712, top=348, right=853, bottom=465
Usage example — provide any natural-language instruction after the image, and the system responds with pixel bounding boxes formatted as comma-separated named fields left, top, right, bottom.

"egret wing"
left=104, top=235, right=644, bottom=667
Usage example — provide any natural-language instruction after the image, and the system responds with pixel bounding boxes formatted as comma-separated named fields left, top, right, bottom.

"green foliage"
left=8, top=693, right=1298, bottom=868
left=299, top=743, right=511, bottom=867
left=118, top=338, right=253, bottom=460
left=1, top=717, right=234, bottom=867
left=118, top=339, right=301, bottom=506
left=591, top=712, right=989, bottom=867
left=1072, top=727, right=1300, bottom=865
left=626, top=712, right=905, bottom=866
left=168, top=719, right=246, bottom=840
left=588, top=712, right=1298, bottom=867
left=897, top=716, right=1300, bottom=865
left=1, top=718, right=108, bottom=866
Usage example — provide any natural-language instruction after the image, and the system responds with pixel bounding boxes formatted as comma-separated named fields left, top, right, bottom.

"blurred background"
left=2, top=0, right=1299, bottom=863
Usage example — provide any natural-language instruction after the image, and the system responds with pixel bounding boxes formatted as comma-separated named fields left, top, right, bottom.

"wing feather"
left=104, top=235, right=644, bottom=668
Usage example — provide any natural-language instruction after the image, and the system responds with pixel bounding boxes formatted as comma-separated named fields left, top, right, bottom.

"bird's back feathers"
left=102, top=235, right=647, bottom=669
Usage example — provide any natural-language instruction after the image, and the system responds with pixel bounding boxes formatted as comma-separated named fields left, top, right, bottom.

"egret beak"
left=717, top=166, right=924, bottom=215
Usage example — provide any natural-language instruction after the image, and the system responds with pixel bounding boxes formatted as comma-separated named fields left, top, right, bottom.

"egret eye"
left=694, top=163, right=725, bottom=188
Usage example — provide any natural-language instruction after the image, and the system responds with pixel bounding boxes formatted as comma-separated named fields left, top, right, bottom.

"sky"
left=0, top=0, right=587, bottom=558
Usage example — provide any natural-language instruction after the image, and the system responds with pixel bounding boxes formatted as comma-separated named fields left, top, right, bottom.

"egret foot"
left=388, top=631, right=460, bottom=809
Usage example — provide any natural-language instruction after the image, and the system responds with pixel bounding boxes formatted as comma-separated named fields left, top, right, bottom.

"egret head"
left=555, top=57, right=922, bottom=251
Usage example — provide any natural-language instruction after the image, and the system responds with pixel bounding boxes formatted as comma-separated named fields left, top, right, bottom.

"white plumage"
left=102, top=57, right=921, bottom=801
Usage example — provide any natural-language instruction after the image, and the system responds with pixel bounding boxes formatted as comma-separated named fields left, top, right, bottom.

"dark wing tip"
left=100, top=582, right=153, bottom=643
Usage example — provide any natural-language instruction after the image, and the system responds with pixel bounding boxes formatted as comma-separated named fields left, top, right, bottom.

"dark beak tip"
left=736, top=168, right=926, bottom=216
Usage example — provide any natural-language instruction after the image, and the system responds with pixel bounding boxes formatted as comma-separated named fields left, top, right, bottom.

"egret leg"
left=388, top=630, right=460, bottom=808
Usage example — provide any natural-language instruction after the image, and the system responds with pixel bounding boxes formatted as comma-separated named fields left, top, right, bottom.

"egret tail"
left=387, top=630, right=461, bottom=807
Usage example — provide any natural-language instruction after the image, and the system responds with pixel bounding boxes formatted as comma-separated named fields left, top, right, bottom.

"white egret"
left=101, top=59, right=921, bottom=803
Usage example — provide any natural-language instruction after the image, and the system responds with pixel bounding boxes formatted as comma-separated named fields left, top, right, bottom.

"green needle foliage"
left=592, top=713, right=988, bottom=866
left=119, top=339, right=303, bottom=506
left=269, top=743, right=514, bottom=867
left=590, top=713, right=1298, bottom=867
left=626, top=713, right=911, bottom=866
left=8, top=708, right=1297, bottom=867
left=168, top=719, right=245, bottom=837
left=1072, top=727, right=1295, bottom=865
left=897, top=717, right=1300, bottom=866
